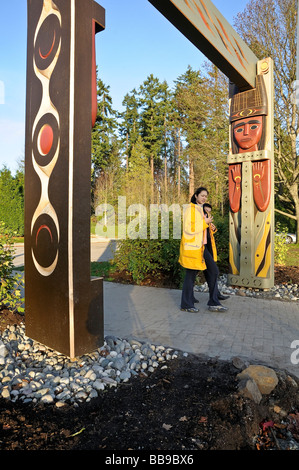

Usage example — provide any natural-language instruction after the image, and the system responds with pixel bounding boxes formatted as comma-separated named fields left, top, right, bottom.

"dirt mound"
left=1, top=354, right=299, bottom=451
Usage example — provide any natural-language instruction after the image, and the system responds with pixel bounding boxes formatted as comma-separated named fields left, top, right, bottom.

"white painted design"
left=31, top=0, right=61, bottom=276
left=69, top=0, right=76, bottom=358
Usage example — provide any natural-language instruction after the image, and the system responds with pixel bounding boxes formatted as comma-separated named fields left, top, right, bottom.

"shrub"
left=274, top=222, right=289, bottom=265
left=0, top=222, right=24, bottom=313
left=0, top=167, right=24, bottom=235
left=212, top=212, right=229, bottom=272
left=113, top=215, right=184, bottom=287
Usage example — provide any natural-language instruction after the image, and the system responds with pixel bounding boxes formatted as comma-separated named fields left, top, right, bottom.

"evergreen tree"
left=125, top=135, right=152, bottom=207
left=119, top=90, right=140, bottom=170
left=138, top=75, right=171, bottom=202
left=174, top=66, right=208, bottom=199
left=92, top=77, right=122, bottom=209
left=196, top=63, right=229, bottom=212
left=92, top=78, right=120, bottom=176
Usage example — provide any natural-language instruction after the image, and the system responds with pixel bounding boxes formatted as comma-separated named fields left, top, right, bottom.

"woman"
left=179, top=187, right=228, bottom=313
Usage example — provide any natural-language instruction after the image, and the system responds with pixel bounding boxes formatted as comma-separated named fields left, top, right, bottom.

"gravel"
left=0, top=325, right=181, bottom=407
left=1, top=275, right=297, bottom=407
left=195, top=274, right=299, bottom=302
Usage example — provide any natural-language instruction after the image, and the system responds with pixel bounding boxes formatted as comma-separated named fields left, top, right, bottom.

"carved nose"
left=243, top=123, right=250, bottom=135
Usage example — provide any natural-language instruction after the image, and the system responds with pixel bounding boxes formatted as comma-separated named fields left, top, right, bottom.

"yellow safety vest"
left=178, top=203, right=217, bottom=270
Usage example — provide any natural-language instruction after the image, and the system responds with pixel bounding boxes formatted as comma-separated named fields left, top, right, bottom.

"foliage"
left=173, top=66, right=207, bottom=198
left=213, top=212, right=230, bottom=272
left=274, top=222, right=290, bottom=265
left=0, top=222, right=24, bottom=313
left=138, top=75, right=170, bottom=172
left=119, top=90, right=140, bottom=168
left=0, top=167, right=24, bottom=235
left=123, top=135, right=152, bottom=207
left=112, top=215, right=184, bottom=287
left=91, top=77, right=121, bottom=184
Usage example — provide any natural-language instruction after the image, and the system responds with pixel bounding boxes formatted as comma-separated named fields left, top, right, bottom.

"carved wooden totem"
left=25, top=0, right=105, bottom=357
left=228, top=58, right=274, bottom=289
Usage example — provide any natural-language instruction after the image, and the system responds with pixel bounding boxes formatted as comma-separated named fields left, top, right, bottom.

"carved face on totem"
left=230, top=75, right=267, bottom=154
left=232, top=117, right=263, bottom=153
left=229, top=74, right=270, bottom=213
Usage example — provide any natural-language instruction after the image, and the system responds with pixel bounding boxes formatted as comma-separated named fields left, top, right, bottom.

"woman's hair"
left=190, top=187, right=209, bottom=204
left=202, top=203, right=212, bottom=215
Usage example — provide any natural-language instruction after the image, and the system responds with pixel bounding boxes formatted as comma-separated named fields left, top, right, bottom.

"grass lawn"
left=285, top=243, right=299, bottom=266
left=12, top=237, right=24, bottom=243
left=90, top=261, right=116, bottom=280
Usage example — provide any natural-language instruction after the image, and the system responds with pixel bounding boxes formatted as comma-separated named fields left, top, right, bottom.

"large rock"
left=238, top=377, right=263, bottom=404
left=237, top=365, right=278, bottom=395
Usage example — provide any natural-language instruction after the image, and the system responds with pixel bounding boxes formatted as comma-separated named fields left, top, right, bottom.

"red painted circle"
left=39, top=124, right=54, bottom=156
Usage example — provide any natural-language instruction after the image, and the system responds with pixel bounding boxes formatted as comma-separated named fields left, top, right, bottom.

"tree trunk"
left=164, top=156, right=167, bottom=204
left=126, top=133, right=129, bottom=171
left=178, top=160, right=181, bottom=200
left=189, top=156, right=194, bottom=200
left=177, top=129, right=181, bottom=200
left=150, top=155, right=154, bottom=203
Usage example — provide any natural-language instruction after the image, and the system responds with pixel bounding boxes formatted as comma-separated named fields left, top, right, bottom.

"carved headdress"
left=230, top=74, right=268, bottom=123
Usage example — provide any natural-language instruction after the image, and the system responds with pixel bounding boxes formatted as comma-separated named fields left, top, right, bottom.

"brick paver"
left=104, top=282, right=299, bottom=377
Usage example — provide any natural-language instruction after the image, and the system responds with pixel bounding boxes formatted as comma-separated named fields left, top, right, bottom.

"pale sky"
left=0, top=0, right=249, bottom=174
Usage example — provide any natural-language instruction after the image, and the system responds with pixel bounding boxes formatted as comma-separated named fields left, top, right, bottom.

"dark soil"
left=0, top=265, right=299, bottom=453
left=273, top=265, right=299, bottom=285
left=104, top=263, right=299, bottom=289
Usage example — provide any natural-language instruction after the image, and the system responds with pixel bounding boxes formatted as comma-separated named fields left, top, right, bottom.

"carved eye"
left=235, top=128, right=243, bottom=133
left=34, top=14, right=61, bottom=71
left=251, top=125, right=258, bottom=130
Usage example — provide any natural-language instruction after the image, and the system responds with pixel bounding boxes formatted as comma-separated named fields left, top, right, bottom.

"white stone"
left=93, top=379, right=105, bottom=391
left=0, top=342, right=8, bottom=358
left=1, top=387, right=10, bottom=399
left=85, top=370, right=97, bottom=381
left=75, top=391, right=88, bottom=400
left=41, top=394, right=54, bottom=404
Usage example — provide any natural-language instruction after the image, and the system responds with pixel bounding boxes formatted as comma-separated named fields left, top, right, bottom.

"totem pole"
left=228, top=59, right=274, bottom=288
left=24, top=0, right=105, bottom=357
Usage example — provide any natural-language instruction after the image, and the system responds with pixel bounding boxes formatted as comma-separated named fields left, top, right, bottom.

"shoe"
left=208, top=305, right=228, bottom=312
left=218, top=294, right=230, bottom=300
left=181, top=307, right=200, bottom=313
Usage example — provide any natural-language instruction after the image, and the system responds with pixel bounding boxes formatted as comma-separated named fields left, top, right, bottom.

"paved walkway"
left=103, top=282, right=299, bottom=378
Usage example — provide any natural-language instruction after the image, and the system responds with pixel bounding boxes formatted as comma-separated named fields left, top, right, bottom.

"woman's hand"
left=204, top=214, right=213, bottom=225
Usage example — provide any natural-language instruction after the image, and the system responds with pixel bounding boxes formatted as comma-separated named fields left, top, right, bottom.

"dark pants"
left=180, top=247, right=221, bottom=309
left=180, top=268, right=198, bottom=309
left=203, top=247, right=221, bottom=306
